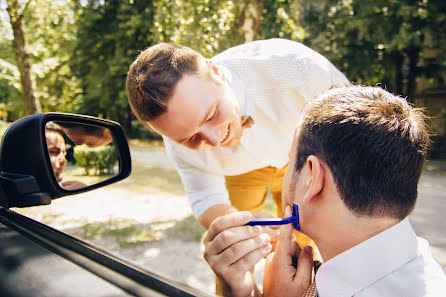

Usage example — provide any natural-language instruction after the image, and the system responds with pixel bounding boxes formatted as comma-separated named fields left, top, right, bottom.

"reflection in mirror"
left=45, top=121, right=118, bottom=191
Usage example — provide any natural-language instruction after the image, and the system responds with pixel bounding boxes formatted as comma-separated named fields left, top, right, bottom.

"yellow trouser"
left=215, top=165, right=318, bottom=296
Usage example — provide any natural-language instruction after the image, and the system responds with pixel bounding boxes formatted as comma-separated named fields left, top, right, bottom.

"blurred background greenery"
left=1, top=0, right=445, bottom=156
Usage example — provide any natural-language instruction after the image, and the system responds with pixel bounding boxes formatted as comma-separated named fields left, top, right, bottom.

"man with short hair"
left=204, top=85, right=446, bottom=297
left=126, top=38, right=348, bottom=236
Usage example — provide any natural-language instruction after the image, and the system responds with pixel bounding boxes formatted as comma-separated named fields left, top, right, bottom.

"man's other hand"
left=203, top=211, right=272, bottom=297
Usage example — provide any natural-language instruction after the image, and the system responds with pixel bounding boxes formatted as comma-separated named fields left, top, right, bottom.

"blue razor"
left=246, top=204, right=300, bottom=230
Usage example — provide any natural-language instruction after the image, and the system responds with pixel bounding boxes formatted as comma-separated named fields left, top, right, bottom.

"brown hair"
left=294, top=85, right=430, bottom=219
left=126, top=43, right=211, bottom=122
left=45, top=122, right=64, bottom=137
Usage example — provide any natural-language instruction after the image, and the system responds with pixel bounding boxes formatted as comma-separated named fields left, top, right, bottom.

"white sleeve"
left=163, top=137, right=230, bottom=219
left=175, top=166, right=230, bottom=219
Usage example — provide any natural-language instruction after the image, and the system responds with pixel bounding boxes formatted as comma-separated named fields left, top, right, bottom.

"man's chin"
left=55, top=174, right=62, bottom=183
left=221, top=137, right=240, bottom=147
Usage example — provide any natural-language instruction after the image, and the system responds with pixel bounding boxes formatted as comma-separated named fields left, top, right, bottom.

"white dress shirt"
left=163, top=39, right=349, bottom=218
left=316, top=218, right=446, bottom=297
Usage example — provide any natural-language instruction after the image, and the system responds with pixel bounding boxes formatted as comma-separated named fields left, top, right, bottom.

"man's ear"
left=206, top=59, right=226, bottom=83
left=303, top=155, right=325, bottom=202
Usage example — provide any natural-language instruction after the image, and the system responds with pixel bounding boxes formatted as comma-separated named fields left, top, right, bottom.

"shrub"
left=73, top=144, right=118, bottom=175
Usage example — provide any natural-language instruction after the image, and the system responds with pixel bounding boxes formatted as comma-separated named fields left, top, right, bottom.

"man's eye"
left=188, top=135, right=198, bottom=142
left=208, top=107, right=218, bottom=121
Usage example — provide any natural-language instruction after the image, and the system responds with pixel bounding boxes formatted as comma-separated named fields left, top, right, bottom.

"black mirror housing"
left=0, top=113, right=131, bottom=208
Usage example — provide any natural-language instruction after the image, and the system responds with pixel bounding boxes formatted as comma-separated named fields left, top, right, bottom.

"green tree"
left=299, top=0, right=446, bottom=99
left=1, top=0, right=81, bottom=119
left=4, top=0, right=41, bottom=115
left=260, top=0, right=304, bottom=41
left=71, top=0, right=156, bottom=133
left=25, top=0, right=82, bottom=114
left=151, top=0, right=239, bottom=56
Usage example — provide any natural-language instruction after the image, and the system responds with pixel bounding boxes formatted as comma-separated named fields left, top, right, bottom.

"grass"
left=118, top=164, right=185, bottom=195
left=62, top=166, right=116, bottom=185
left=40, top=213, right=63, bottom=225
left=70, top=216, right=205, bottom=248
left=165, top=215, right=206, bottom=242
left=76, top=218, right=159, bottom=247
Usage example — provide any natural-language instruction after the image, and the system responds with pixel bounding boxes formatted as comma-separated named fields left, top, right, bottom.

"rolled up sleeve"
left=176, top=167, right=230, bottom=218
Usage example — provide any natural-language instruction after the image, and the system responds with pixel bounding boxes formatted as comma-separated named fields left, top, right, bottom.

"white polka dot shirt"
left=162, top=39, right=349, bottom=218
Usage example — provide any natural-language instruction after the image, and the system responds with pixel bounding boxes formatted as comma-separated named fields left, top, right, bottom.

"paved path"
left=410, top=160, right=446, bottom=266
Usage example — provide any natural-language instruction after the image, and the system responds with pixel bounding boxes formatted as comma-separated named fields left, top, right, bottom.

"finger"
left=262, top=228, right=279, bottom=243
left=275, top=205, right=295, bottom=256
left=206, top=211, right=253, bottom=242
left=207, top=232, right=271, bottom=276
left=294, top=246, right=314, bottom=286
left=266, top=224, right=281, bottom=230
left=265, top=251, right=275, bottom=266
left=217, top=232, right=271, bottom=267
left=206, top=224, right=263, bottom=256
left=227, top=241, right=273, bottom=274
left=262, top=228, right=279, bottom=253
left=252, top=210, right=275, bottom=219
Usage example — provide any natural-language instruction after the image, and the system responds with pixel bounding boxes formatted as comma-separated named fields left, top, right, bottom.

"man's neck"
left=316, top=213, right=399, bottom=262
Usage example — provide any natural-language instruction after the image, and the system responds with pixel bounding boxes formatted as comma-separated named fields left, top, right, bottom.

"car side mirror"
left=0, top=113, right=131, bottom=208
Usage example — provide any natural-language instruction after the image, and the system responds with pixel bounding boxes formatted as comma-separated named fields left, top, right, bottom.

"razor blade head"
left=292, top=204, right=300, bottom=230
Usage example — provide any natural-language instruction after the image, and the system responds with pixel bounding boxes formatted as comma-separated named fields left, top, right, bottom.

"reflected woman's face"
left=46, top=131, right=67, bottom=182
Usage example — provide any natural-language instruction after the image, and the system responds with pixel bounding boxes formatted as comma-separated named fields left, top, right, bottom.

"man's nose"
left=57, top=154, right=67, bottom=167
left=201, top=124, right=221, bottom=147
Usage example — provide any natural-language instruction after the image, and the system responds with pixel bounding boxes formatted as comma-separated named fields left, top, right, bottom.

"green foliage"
left=1, top=0, right=82, bottom=119
left=24, top=0, right=82, bottom=113
left=260, top=0, right=304, bottom=41
left=70, top=0, right=156, bottom=133
left=152, top=0, right=239, bottom=56
left=298, top=0, right=446, bottom=97
left=0, top=27, right=24, bottom=120
left=1, top=0, right=445, bottom=131
left=73, top=144, right=118, bottom=175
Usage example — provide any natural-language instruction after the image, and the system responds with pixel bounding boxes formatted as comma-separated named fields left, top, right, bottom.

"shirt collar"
left=316, top=218, right=418, bottom=297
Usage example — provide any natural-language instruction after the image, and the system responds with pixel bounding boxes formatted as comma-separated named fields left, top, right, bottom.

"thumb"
left=276, top=205, right=294, bottom=252
left=294, top=246, right=314, bottom=286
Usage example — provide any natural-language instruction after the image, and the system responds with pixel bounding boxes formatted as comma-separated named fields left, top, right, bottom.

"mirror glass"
left=45, top=121, right=118, bottom=190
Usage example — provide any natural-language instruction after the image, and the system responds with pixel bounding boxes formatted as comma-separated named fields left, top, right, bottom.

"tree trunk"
left=6, top=0, right=42, bottom=115
left=237, top=0, right=264, bottom=43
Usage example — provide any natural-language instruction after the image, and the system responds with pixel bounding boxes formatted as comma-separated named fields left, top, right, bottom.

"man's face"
left=282, top=129, right=306, bottom=223
left=149, top=74, right=242, bottom=150
left=62, top=126, right=112, bottom=148
left=46, top=131, right=67, bottom=182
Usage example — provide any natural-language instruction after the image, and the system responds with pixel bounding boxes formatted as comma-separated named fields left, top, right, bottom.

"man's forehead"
left=46, top=131, right=61, bottom=141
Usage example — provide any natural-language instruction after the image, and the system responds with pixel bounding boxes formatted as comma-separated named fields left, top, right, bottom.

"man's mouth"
left=220, top=125, right=231, bottom=144
left=55, top=173, right=62, bottom=182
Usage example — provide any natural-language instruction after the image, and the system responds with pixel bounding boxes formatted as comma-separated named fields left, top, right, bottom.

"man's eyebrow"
left=178, top=101, right=218, bottom=143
